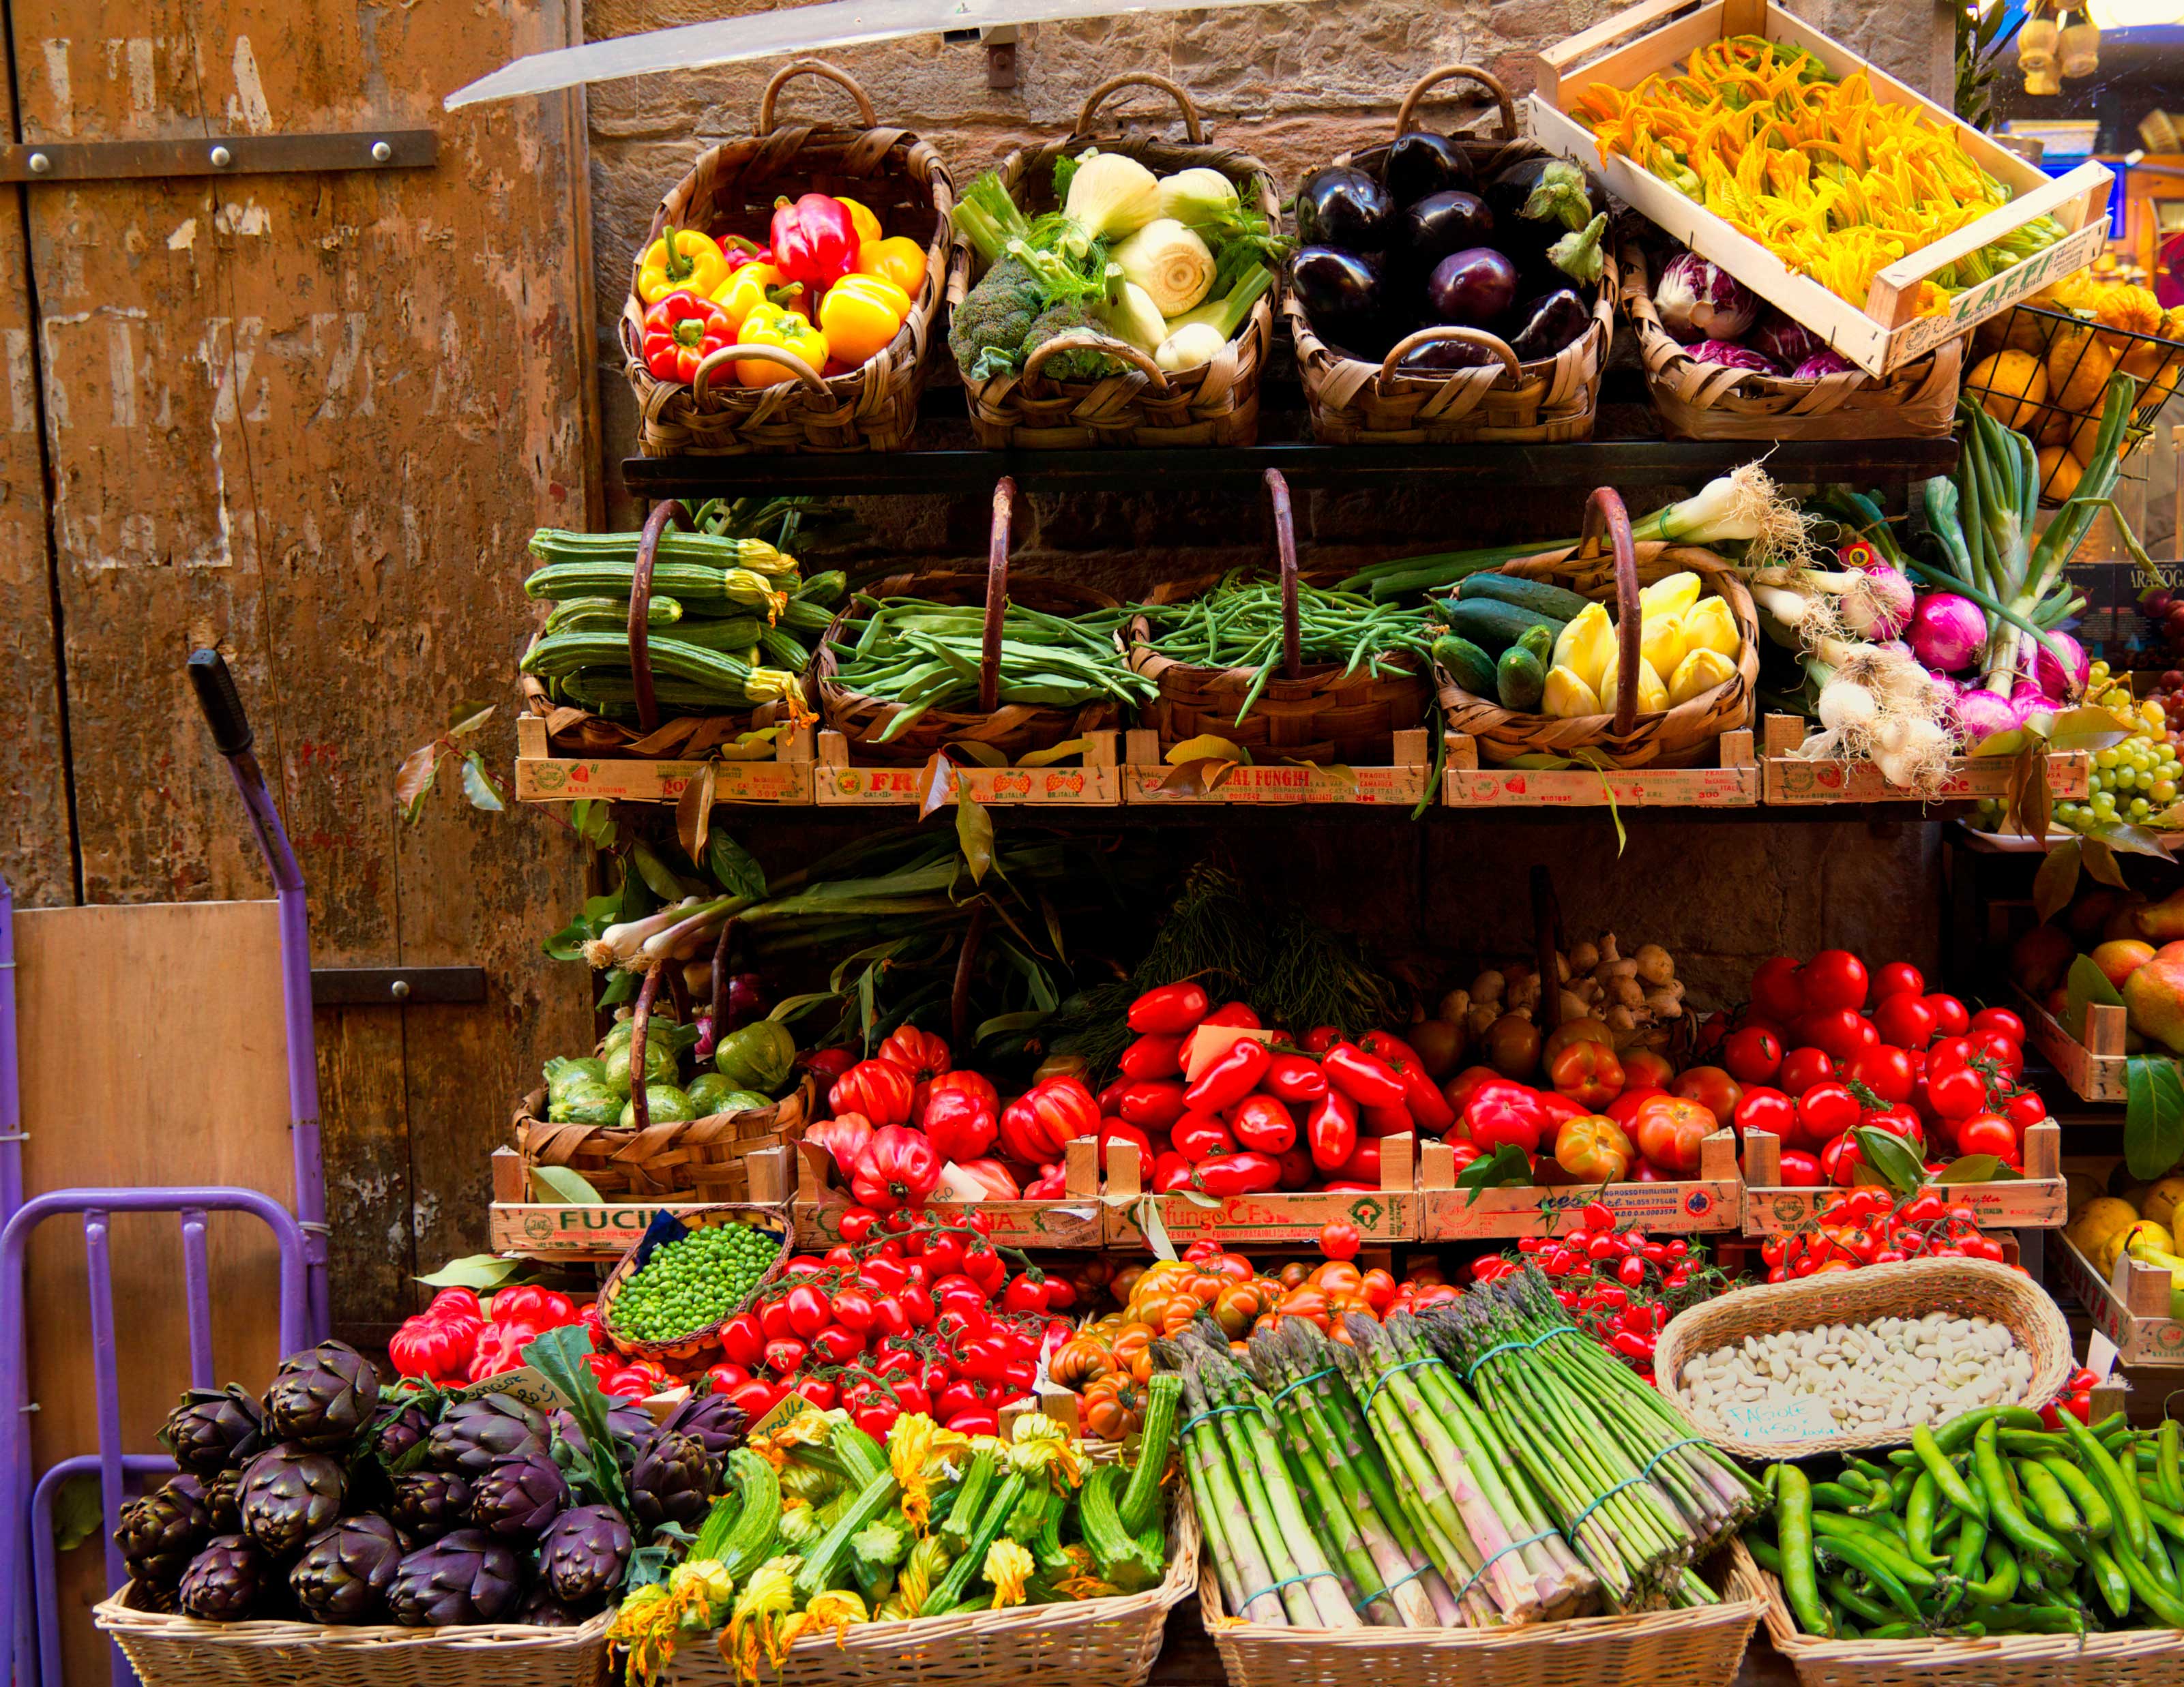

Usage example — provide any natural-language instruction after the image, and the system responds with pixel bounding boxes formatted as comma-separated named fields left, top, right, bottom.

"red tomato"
left=1872, top=992, right=1938, bottom=1050
left=1820, top=1133, right=1865, bottom=1186
left=1957, top=1113, right=2020, bottom=1162
left=1779, top=1047, right=1835, bottom=1095
left=1751, top=957, right=1806, bottom=1021
left=1722, top=1026, right=1783, bottom=1086
left=784, top=1283, right=831, bottom=1340
left=1797, top=1082, right=1859, bottom=1144
left=1925, top=1064, right=1987, bottom=1121
left=1792, top=1008, right=1871, bottom=1062
left=1873, top=961, right=1925, bottom=1001
left=1863, top=1104, right=1924, bottom=1147
left=1777, top=1149, right=1825, bottom=1187
left=1671, top=1066, right=1743, bottom=1126
left=1847, top=1045, right=1915, bottom=1105
left=1972, top=1031, right=2024, bottom=1081
left=1735, top=1086, right=1795, bottom=1143
left=1924, top=994, right=1971, bottom=1036
left=1606, top=1086, right=1668, bottom=1129
left=2004, top=1090, right=2048, bottom=1129
left=1319, top=1221, right=1361, bottom=1261
left=812, top=1324, right=864, bottom=1365
left=1969, top=1007, right=2026, bottom=1045
left=1799, top=950, right=1869, bottom=1011
left=1927, top=1036, right=1977, bottom=1075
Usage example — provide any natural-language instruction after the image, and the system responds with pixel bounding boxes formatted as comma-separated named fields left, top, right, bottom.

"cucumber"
left=1431, top=633, right=1497, bottom=696
left=1443, top=599, right=1567, bottom=655
left=1457, top=573, right=1591, bottom=622
left=1517, top=623, right=1555, bottom=664
left=1496, top=644, right=1546, bottom=711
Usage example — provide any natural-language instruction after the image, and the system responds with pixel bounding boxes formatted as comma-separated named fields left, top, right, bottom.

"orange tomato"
left=1211, top=1253, right=1255, bottom=1283
left=1360, top=1268, right=1398, bottom=1314
left=1049, top=1335, right=1112, bottom=1389
left=1278, top=1262, right=1310, bottom=1290
left=1081, top=1375, right=1145, bottom=1439
left=1311, top=1261, right=1363, bottom=1298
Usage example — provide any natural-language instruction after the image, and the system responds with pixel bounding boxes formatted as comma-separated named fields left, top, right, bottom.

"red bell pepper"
left=1183, top=1038, right=1270, bottom=1113
left=1301, top=1026, right=1342, bottom=1054
left=849, top=1124, right=941, bottom=1212
left=1152, top=1150, right=1196, bottom=1192
left=769, top=193, right=859, bottom=290
left=1022, top=1162, right=1069, bottom=1199
left=1336, top=1137, right=1383, bottom=1184
left=1127, top=982, right=1208, bottom=1035
left=1090, top=1118, right=1153, bottom=1174
left=1322, top=1043, right=1406, bottom=1108
left=1306, top=1089, right=1358, bottom=1171
left=640, top=288, right=734, bottom=384
left=1277, top=1145, right=1315, bottom=1188
left=1228, top=1094, right=1296, bottom=1154
left=1363, top=1102, right=1414, bottom=1138
left=1263, top=1052, right=1327, bottom=1104
left=1180, top=1001, right=1263, bottom=1066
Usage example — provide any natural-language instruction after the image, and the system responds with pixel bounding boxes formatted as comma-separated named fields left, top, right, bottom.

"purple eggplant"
left=1426, top=248, right=1517, bottom=330
left=1384, top=131, right=1472, bottom=206
left=1507, top=289, right=1591, bottom=362
left=1293, top=166, right=1393, bottom=253
left=1397, top=335, right=1505, bottom=374
left=1400, top=192, right=1494, bottom=276
left=1291, top=246, right=1390, bottom=357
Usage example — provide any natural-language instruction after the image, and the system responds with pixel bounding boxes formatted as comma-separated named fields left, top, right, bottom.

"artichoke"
left=291, top=1515, right=404, bottom=1624
left=158, top=1386, right=268, bottom=1476
left=470, top=1450, right=570, bottom=1539
left=177, top=1535, right=272, bottom=1622
left=513, top=1584, right=591, bottom=1627
left=205, top=1467, right=243, bottom=1535
left=387, top=1529, right=522, bottom=1626
left=116, top=1476, right=216, bottom=1586
left=426, top=1396, right=548, bottom=1477
left=127, top=1581, right=182, bottom=1615
left=368, top=1394, right=439, bottom=1465
left=388, top=1471, right=473, bottom=1542
left=539, top=1504, right=632, bottom=1604
left=237, top=1446, right=345, bottom=1557
left=629, top=1430, right=721, bottom=1533
left=265, top=1340, right=382, bottom=1450
left=661, top=1393, right=746, bottom=1463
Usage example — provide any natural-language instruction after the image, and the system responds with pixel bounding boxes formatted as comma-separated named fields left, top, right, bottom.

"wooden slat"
left=813, top=730, right=1121, bottom=807
left=1419, top=1130, right=1743, bottom=1238
left=1441, top=729, right=1758, bottom=808
left=1121, top=727, right=1432, bottom=807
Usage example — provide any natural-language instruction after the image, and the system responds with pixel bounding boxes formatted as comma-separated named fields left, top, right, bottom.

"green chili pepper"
left=2161, top=1420, right=2183, bottom=1511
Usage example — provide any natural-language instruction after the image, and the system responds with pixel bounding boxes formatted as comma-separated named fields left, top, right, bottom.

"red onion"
left=1905, top=592, right=1986, bottom=673
left=2031, top=630, right=2089, bottom=700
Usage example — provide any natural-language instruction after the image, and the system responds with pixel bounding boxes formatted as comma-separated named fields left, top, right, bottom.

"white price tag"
left=1718, top=1395, right=1840, bottom=1442
left=2089, top=1330, right=2120, bottom=1381
left=1179, top=1023, right=1275, bottom=1083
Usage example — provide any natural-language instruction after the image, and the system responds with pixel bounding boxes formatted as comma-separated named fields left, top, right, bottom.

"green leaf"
left=2066, top=951, right=2125, bottom=1041
left=974, top=1010, right=1050, bottom=1041
left=394, top=742, right=444, bottom=825
left=2033, top=837, right=2081, bottom=922
left=417, top=1253, right=526, bottom=1289
left=956, top=790, right=994, bottom=884
left=1459, top=1144, right=1535, bottom=1203
left=767, top=989, right=838, bottom=1024
left=2125, top=1054, right=2184, bottom=1181
left=530, top=1165, right=607, bottom=1204
left=707, top=831, right=767, bottom=904
left=2048, top=706, right=2133, bottom=752
left=630, top=840, right=690, bottom=903
left=2082, top=836, right=2128, bottom=889
left=1851, top=1126, right=1928, bottom=1197
left=53, top=1472, right=102, bottom=1551
left=2090, top=820, right=2175, bottom=861
left=460, top=751, right=505, bottom=813
left=1937, top=1153, right=2020, bottom=1184
left=572, top=799, right=618, bottom=850
left=542, top=892, right=620, bottom=963
left=447, top=703, right=498, bottom=739
left=520, top=1326, right=634, bottom=1515
left=1016, top=738, right=1089, bottom=769
left=944, top=740, right=1009, bottom=768
left=600, top=970, right=638, bottom=1008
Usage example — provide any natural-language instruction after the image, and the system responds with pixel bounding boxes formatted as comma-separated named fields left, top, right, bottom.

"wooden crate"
left=1760, top=715, right=2091, bottom=805
left=2017, top=985, right=2129, bottom=1104
left=2054, top=1231, right=2184, bottom=1367
left=1529, top=0, right=2112, bottom=378
left=1102, top=1137, right=1420, bottom=1249
left=1441, top=728, right=1758, bottom=808
left=1739, top=1123, right=2067, bottom=1234
left=514, top=713, right=815, bottom=804
left=1119, top=726, right=1432, bottom=807
left=1417, top=1129, right=1743, bottom=1238
left=793, top=1138, right=1105, bottom=1249
left=810, top=728, right=1121, bottom=807
left=485, top=1143, right=795, bottom=1259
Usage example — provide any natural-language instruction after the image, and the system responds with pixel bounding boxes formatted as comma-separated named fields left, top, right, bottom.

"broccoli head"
left=948, top=253, right=1044, bottom=382
left=1021, top=303, right=1125, bottom=384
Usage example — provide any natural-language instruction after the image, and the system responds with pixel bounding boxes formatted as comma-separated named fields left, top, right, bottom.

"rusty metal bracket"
left=310, top=966, right=486, bottom=1006
left=0, top=130, right=436, bottom=183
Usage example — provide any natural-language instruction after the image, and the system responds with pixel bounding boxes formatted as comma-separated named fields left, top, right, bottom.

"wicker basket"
left=96, top=1587, right=610, bottom=1687
left=1436, top=489, right=1758, bottom=770
left=1729, top=1536, right=2184, bottom=1686
left=1130, top=468, right=1428, bottom=764
left=657, top=1488, right=1198, bottom=1687
left=516, top=1076, right=812, bottom=1204
left=1655, top=1255, right=2074, bottom=1460
left=950, top=74, right=1279, bottom=449
left=814, top=477, right=1125, bottom=764
left=1200, top=1550, right=1759, bottom=1687
left=1623, top=240, right=1962, bottom=441
left=619, top=61, right=958, bottom=455
left=595, top=1203, right=794, bottom=1366
left=1284, top=66, right=1617, bottom=446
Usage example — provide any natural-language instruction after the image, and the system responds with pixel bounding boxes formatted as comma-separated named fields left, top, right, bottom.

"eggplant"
left=1400, top=191, right=1494, bottom=275
left=1291, top=245, right=1390, bottom=357
left=1426, top=247, right=1517, bottom=330
left=1507, top=288, right=1591, bottom=363
left=1397, top=335, right=1503, bottom=373
left=1293, top=166, right=1393, bottom=253
left=1481, top=155, right=1608, bottom=280
left=1384, top=131, right=1472, bottom=205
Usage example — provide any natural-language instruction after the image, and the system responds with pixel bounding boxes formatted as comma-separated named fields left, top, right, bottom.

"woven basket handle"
left=1265, top=468, right=1301, bottom=682
left=1393, top=64, right=1518, bottom=142
left=982, top=477, right=1015, bottom=715
left=1076, top=72, right=1205, bottom=143
left=628, top=961, right=666, bottom=1133
left=691, top=343, right=831, bottom=405
left=1020, top=332, right=1175, bottom=395
left=1376, top=326, right=1520, bottom=393
left=630, top=499, right=689, bottom=734
left=1577, top=487, right=1641, bottom=735
left=758, top=60, right=879, bottom=133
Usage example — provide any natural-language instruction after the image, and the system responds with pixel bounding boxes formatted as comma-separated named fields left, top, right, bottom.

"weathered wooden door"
left=0, top=8, right=595, bottom=1333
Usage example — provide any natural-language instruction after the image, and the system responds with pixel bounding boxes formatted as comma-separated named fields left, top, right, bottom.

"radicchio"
left=1681, top=339, right=1780, bottom=374
left=1749, top=310, right=1824, bottom=370
left=1792, top=348, right=1857, bottom=380
left=1655, top=252, right=1759, bottom=340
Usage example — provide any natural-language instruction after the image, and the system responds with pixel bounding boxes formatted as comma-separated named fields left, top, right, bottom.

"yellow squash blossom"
left=776, top=1588, right=869, bottom=1652
left=983, top=1539, right=1035, bottom=1608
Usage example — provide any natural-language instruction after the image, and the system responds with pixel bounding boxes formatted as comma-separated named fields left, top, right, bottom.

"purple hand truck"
left=2, top=649, right=331, bottom=1687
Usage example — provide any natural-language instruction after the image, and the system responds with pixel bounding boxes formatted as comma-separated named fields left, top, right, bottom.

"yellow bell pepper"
left=736, top=302, right=829, bottom=387
left=710, top=260, right=804, bottom=333
left=833, top=196, right=883, bottom=246
left=637, top=225, right=730, bottom=305
left=856, top=236, right=928, bottom=299
left=817, top=273, right=911, bottom=366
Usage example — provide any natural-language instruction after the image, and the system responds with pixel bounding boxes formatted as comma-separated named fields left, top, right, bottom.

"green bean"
left=1814, top=1536, right=1921, bottom=1616
left=1774, top=1465, right=1834, bottom=1637
left=2015, top=1458, right=2082, bottom=1540
left=1825, top=1574, right=1896, bottom=1628
left=1746, top=1534, right=1784, bottom=1576
left=1949, top=1502, right=1989, bottom=1581
left=2162, top=1420, right=2183, bottom=1512
left=2038, top=1455, right=2112, bottom=1539
left=1975, top=1420, right=2072, bottom=1569
left=1905, top=1472, right=1944, bottom=1566
left=1810, top=1515, right=1937, bottom=1587
left=1981, top=1604, right=2084, bottom=1633
left=2112, top=1531, right=2184, bottom=1626
left=1811, top=1481, right=1870, bottom=1512
left=1936, top=1405, right=2046, bottom=1454
left=1963, top=1537, right=2020, bottom=1604
left=1914, top=1425, right=1985, bottom=1523
left=2086, top=1538, right=2134, bottom=1618
left=2058, top=1409, right=2151, bottom=1557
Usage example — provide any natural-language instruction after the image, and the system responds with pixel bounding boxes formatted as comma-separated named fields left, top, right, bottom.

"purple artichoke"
left=291, top=1516, right=404, bottom=1624
left=265, top=1341, right=381, bottom=1450
left=551, top=1403, right=656, bottom=1464
left=237, top=1446, right=346, bottom=1557
left=662, top=1393, right=746, bottom=1463
left=387, top=1529, right=522, bottom=1626
left=116, top=1476, right=216, bottom=1586
left=629, top=1430, right=721, bottom=1534
left=388, top=1471, right=473, bottom=1542
left=368, top=1394, right=439, bottom=1465
left=539, top=1505, right=632, bottom=1604
left=514, top=1584, right=593, bottom=1627
left=205, top=1467, right=243, bottom=1535
left=470, top=1451, right=570, bottom=1539
left=128, top=1582, right=182, bottom=1616
left=426, top=1395, right=548, bottom=1477
left=177, top=1535, right=272, bottom=1622
left=158, top=1386, right=267, bottom=1476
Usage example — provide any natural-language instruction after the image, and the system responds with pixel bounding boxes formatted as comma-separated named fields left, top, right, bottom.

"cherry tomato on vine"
left=1799, top=951, right=1869, bottom=1011
left=1873, top=961, right=1924, bottom=1002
